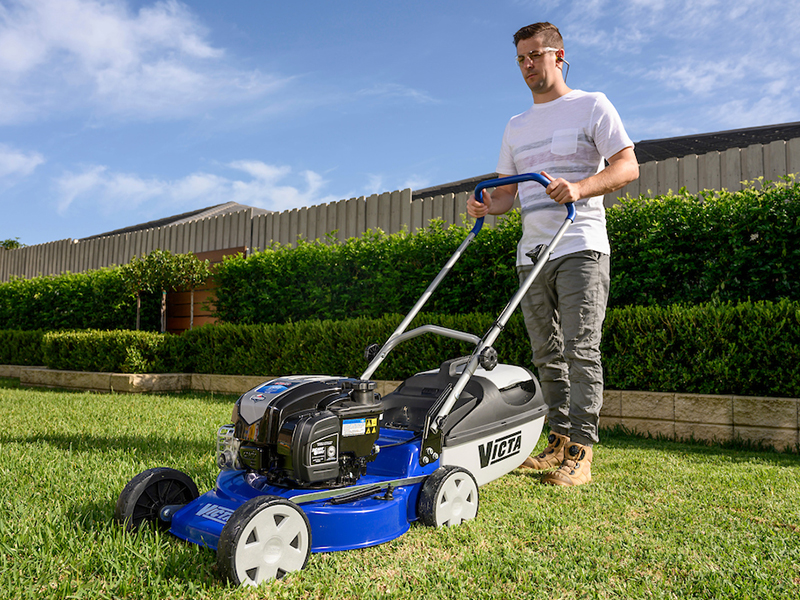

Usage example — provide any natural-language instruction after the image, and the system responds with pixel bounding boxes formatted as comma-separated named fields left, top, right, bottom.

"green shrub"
left=0, top=268, right=161, bottom=331
left=42, top=330, right=179, bottom=373
left=212, top=179, right=800, bottom=324
left=602, top=299, right=800, bottom=397
left=212, top=216, right=522, bottom=325
left=12, top=299, right=800, bottom=398
left=608, top=178, right=800, bottom=306
left=179, top=313, right=530, bottom=380
left=184, top=300, right=800, bottom=398
left=4, top=181, right=799, bottom=333
left=0, top=330, right=45, bottom=365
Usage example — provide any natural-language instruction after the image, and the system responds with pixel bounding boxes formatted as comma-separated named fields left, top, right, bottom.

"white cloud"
left=56, top=165, right=108, bottom=214
left=362, top=174, right=384, bottom=196
left=0, top=0, right=284, bottom=122
left=54, top=160, right=341, bottom=216
left=402, top=176, right=431, bottom=191
left=353, top=173, right=427, bottom=198
left=710, top=95, right=798, bottom=131
left=564, top=0, right=800, bottom=59
left=645, top=58, right=741, bottom=96
left=355, top=83, right=439, bottom=105
left=0, top=144, right=44, bottom=178
left=562, top=0, right=800, bottom=132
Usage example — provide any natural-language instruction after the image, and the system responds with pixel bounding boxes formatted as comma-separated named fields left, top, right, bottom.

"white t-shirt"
left=496, top=90, right=634, bottom=265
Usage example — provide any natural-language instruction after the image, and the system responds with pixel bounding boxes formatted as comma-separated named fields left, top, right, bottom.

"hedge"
left=42, top=330, right=182, bottom=374
left=603, top=299, right=800, bottom=397
left=0, top=250, right=208, bottom=332
left=608, top=178, right=800, bottom=306
left=0, top=330, right=45, bottom=365
left=0, top=268, right=161, bottom=331
left=3, top=180, right=798, bottom=332
left=176, top=313, right=530, bottom=380
left=212, top=215, right=522, bottom=325
left=10, top=299, right=800, bottom=398
left=212, top=179, right=800, bottom=325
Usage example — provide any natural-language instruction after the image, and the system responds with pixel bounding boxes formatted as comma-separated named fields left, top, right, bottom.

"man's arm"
left=542, top=146, right=639, bottom=205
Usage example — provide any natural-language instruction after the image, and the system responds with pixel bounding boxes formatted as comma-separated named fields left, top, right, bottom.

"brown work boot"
left=541, top=442, right=593, bottom=486
left=519, top=432, right=569, bottom=470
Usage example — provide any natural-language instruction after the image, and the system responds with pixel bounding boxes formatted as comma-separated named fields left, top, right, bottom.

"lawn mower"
left=115, top=173, right=576, bottom=586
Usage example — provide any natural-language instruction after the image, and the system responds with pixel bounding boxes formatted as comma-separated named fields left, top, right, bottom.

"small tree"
left=121, top=250, right=210, bottom=332
left=1, top=238, right=24, bottom=250
left=172, top=253, right=212, bottom=330
left=120, top=254, right=151, bottom=331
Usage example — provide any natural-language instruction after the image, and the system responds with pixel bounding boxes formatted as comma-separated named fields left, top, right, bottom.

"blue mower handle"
left=472, top=173, right=576, bottom=234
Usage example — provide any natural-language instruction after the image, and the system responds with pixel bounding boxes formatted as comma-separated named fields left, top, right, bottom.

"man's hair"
left=513, top=22, right=563, bottom=49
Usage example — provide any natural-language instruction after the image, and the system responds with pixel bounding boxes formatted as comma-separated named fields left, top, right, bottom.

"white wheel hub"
left=234, top=504, right=310, bottom=585
left=436, top=472, right=478, bottom=526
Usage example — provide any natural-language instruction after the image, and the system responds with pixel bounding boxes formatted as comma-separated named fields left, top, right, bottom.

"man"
left=467, top=22, right=638, bottom=486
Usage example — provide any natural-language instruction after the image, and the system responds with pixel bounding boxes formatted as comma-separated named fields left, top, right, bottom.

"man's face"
left=516, top=35, right=561, bottom=95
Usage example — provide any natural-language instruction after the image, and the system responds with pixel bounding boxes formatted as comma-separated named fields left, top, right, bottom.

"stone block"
left=599, top=416, right=622, bottom=430
left=600, top=390, right=622, bottom=418
left=733, top=396, right=798, bottom=430
left=0, top=365, right=23, bottom=378
left=191, top=374, right=270, bottom=394
left=675, top=422, right=734, bottom=444
left=619, top=391, right=674, bottom=421
left=21, top=368, right=112, bottom=392
left=675, top=394, right=733, bottom=425
left=733, top=425, right=798, bottom=452
left=110, top=373, right=191, bottom=393
left=620, top=417, right=675, bottom=439
left=376, top=380, right=403, bottom=397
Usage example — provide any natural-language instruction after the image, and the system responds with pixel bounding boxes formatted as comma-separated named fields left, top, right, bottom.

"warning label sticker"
left=365, top=417, right=378, bottom=435
left=342, top=418, right=366, bottom=437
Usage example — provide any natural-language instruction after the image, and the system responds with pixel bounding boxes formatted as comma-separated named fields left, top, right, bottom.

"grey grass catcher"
left=115, top=173, right=575, bottom=586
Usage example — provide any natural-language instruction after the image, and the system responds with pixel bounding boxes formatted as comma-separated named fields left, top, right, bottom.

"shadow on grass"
left=0, top=377, right=239, bottom=404
left=599, top=424, right=800, bottom=466
left=1, top=431, right=213, bottom=466
left=0, top=377, right=21, bottom=389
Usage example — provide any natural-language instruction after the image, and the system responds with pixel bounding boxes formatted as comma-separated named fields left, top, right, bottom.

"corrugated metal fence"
left=3, top=138, right=800, bottom=282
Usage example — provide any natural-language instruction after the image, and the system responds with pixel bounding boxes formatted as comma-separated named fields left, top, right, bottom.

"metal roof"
left=634, top=121, right=800, bottom=163
left=80, top=201, right=271, bottom=241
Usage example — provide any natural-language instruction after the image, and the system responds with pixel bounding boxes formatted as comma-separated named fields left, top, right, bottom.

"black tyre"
left=217, top=495, right=312, bottom=586
left=115, top=467, right=199, bottom=532
left=418, top=465, right=479, bottom=527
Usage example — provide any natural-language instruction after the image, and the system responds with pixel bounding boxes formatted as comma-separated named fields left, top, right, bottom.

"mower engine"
left=217, top=376, right=384, bottom=488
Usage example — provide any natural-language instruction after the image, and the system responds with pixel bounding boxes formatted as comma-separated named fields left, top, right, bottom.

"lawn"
left=1, top=377, right=798, bottom=600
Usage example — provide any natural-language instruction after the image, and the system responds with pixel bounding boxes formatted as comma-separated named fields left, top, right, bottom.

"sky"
left=1, top=0, right=798, bottom=246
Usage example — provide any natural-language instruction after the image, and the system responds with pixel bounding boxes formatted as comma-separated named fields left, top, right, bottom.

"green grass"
left=1, top=377, right=799, bottom=600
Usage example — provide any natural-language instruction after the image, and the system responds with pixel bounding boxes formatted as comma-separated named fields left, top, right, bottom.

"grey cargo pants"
left=517, top=250, right=610, bottom=446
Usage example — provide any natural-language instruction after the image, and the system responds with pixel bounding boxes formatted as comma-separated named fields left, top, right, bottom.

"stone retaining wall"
left=5, top=366, right=402, bottom=400
left=601, top=390, right=799, bottom=452
left=2, top=366, right=797, bottom=452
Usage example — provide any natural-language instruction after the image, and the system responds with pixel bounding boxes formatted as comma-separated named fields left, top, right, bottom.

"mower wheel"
left=217, top=495, right=311, bottom=586
left=418, top=465, right=479, bottom=527
left=115, top=467, right=199, bottom=532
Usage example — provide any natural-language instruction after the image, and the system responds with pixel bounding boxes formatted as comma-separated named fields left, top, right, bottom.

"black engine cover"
left=233, top=377, right=383, bottom=486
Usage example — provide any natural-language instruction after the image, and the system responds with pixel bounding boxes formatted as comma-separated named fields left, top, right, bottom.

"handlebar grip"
left=472, top=173, right=575, bottom=234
